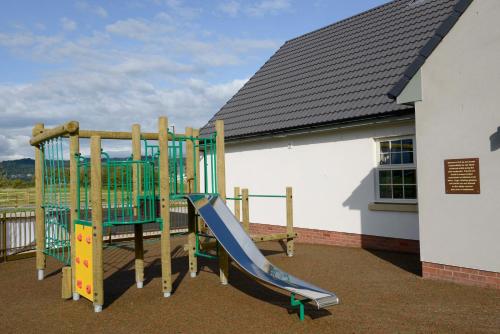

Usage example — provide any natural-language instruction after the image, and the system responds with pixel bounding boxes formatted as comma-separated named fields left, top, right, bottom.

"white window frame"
left=374, top=135, right=417, bottom=204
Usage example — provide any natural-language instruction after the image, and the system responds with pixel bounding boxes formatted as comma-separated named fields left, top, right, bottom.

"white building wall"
left=224, top=121, right=419, bottom=240
left=415, top=0, right=500, bottom=272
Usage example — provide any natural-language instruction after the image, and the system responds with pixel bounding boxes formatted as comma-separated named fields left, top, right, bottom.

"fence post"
left=33, top=123, right=46, bottom=280
left=215, top=120, right=229, bottom=285
left=186, top=127, right=197, bottom=278
left=242, top=188, right=249, bottom=233
left=159, top=117, right=172, bottom=297
left=234, top=187, right=240, bottom=222
left=132, top=124, right=144, bottom=289
left=286, top=187, right=294, bottom=257
left=90, top=136, right=104, bottom=312
left=69, top=129, right=80, bottom=300
left=1, top=212, right=6, bottom=263
left=193, top=129, right=204, bottom=233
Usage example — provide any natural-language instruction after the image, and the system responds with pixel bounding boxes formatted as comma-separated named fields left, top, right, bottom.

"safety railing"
left=143, top=130, right=218, bottom=199
left=76, top=152, right=157, bottom=227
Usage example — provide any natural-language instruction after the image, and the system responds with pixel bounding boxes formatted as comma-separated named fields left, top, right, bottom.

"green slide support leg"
left=290, top=293, right=309, bottom=321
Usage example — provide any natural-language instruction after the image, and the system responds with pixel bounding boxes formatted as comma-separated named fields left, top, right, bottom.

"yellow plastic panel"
left=74, top=224, right=93, bottom=301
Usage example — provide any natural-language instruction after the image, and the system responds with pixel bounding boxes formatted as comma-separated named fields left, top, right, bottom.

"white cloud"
left=76, top=1, right=108, bottom=18
left=163, top=0, right=202, bottom=19
left=219, top=1, right=241, bottom=17
left=247, top=0, right=291, bottom=16
left=0, top=134, right=32, bottom=161
left=106, top=19, right=156, bottom=40
left=0, top=72, right=247, bottom=160
left=61, top=17, right=77, bottom=31
left=95, top=6, right=108, bottom=18
left=218, top=0, right=291, bottom=17
left=0, top=5, right=276, bottom=160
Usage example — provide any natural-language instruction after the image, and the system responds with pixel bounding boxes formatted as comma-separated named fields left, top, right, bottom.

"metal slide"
left=186, top=194, right=340, bottom=310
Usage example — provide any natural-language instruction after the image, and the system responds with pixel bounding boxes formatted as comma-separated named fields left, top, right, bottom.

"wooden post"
left=69, top=130, right=80, bottom=300
left=242, top=188, right=249, bottom=233
left=159, top=117, right=172, bottom=297
left=193, top=129, right=204, bottom=232
left=234, top=187, right=241, bottom=222
left=286, top=187, right=294, bottom=257
left=33, top=123, right=45, bottom=280
left=215, top=120, right=229, bottom=285
left=61, top=266, right=72, bottom=299
left=1, top=212, right=6, bottom=263
left=90, top=136, right=104, bottom=312
left=185, top=128, right=197, bottom=278
left=132, top=124, right=144, bottom=288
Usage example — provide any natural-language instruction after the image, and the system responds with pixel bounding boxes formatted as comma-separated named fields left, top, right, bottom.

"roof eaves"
left=387, top=0, right=473, bottom=100
left=223, top=109, right=415, bottom=142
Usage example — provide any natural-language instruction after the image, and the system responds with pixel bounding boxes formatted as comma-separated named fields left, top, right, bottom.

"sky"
left=0, top=0, right=388, bottom=160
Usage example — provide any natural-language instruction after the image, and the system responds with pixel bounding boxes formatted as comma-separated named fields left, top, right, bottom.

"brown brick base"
left=249, top=223, right=419, bottom=254
left=422, top=262, right=500, bottom=289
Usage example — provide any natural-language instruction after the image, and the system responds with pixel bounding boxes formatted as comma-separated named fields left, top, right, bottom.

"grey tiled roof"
left=201, top=0, right=471, bottom=139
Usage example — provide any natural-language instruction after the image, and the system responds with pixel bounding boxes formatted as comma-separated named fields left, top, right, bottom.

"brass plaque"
left=444, top=158, right=480, bottom=194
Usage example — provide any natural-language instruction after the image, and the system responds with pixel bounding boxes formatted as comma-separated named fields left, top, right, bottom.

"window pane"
left=404, top=169, right=417, bottom=185
left=380, top=185, right=392, bottom=198
left=379, top=170, right=391, bottom=184
left=402, top=138, right=413, bottom=152
left=380, top=153, right=390, bottom=165
left=392, top=170, right=403, bottom=184
left=391, top=152, right=402, bottom=164
left=391, top=140, right=402, bottom=152
left=393, top=185, right=404, bottom=199
left=380, top=141, right=390, bottom=153
left=402, top=152, right=414, bottom=164
left=404, top=185, right=417, bottom=199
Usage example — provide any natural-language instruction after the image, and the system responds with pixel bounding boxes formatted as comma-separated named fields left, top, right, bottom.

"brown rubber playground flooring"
left=1, top=237, right=499, bottom=334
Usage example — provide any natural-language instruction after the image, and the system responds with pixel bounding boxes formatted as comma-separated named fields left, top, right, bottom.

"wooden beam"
left=159, top=117, right=172, bottom=297
left=33, top=123, right=45, bottom=280
left=91, top=136, right=104, bottom=312
left=193, top=129, right=205, bottom=233
left=234, top=187, right=241, bottom=222
left=242, top=188, right=249, bottom=233
left=69, top=131, right=79, bottom=298
left=192, top=232, right=297, bottom=251
left=186, top=127, right=197, bottom=278
left=30, top=121, right=79, bottom=146
left=286, top=187, right=294, bottom=257
left=252, top=232, right=297, bottom=243
left=215, top=120, right=229, bottom=285
left=132, top=124, right=144, bottom=288
left=77, top=130, right=180, bottom=140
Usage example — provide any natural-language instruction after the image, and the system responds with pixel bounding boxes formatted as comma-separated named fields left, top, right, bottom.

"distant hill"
left=0, top=158, right=35, bottom=180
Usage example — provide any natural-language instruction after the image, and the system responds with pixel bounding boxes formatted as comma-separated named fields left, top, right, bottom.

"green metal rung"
left=194, top=251, right=218, bottom=260
left=248, top=194, right=286, bottom=198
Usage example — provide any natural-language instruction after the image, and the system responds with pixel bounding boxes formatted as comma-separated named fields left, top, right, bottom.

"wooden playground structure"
left=29, top=118, right=296, bottom=312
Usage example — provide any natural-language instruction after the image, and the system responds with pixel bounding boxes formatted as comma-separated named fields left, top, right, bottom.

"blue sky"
left=0, top=0, right=387, bottom=160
